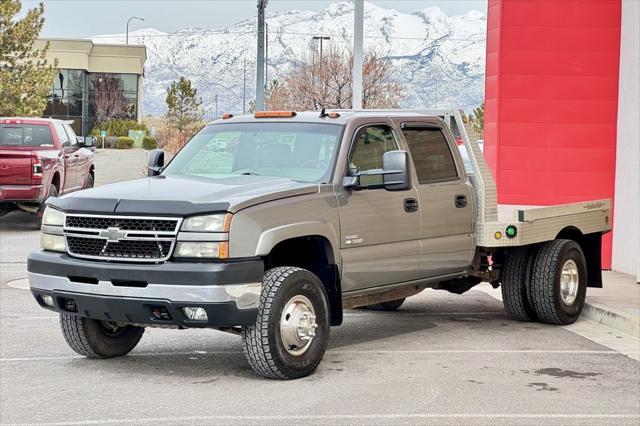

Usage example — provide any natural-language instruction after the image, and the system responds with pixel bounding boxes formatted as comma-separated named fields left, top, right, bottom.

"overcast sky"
left=25, top=0, right=486, bottom=38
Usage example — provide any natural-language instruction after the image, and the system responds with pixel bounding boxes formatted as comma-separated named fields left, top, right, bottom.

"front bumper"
left=27, top=250, right=264, bottom=327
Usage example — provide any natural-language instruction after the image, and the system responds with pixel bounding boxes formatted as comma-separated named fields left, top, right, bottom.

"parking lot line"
left=14, top=412, right=640, bottom=425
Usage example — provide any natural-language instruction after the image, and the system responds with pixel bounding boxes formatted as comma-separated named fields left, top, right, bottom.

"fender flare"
left=255, top=221, right=340, bottom=264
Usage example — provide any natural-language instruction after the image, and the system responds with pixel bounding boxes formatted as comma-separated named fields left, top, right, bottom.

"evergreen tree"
left=0, top=1, right=56, bottom=116
left=165, top=77, right=203, bottom=131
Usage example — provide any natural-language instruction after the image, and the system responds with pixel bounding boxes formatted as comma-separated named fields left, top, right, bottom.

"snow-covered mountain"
left=92, top=1, right=486, bottom=117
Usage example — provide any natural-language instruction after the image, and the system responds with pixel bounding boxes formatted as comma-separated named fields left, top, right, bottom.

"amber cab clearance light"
left=254, top=111, right=297, bottom=118
left=221, top=113, right=234, bottom=119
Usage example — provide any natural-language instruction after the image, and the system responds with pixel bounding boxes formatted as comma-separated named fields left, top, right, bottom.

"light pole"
left=126, top=16, right=145, bottom=45
left=352, top=0, right=364, bottom=110
left=312, top=36, right=331, bottom=65
left=255, top=0, right=268, bottom=111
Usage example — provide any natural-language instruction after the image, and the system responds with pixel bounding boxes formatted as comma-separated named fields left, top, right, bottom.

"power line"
left=92, top=29, right=484, bottom=43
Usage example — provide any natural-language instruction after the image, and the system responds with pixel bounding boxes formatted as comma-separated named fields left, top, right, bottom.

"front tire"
left=242, top=267, right=330, bottom=380
left=83, top=173, right=94, bottom=189
left=35, top=185, right=58, bottom=229
left=60, top=314, right=145, bottom=358
left=530, top=239, right=587, bottom=325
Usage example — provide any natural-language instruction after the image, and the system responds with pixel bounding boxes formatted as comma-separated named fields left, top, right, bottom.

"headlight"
left=42, top=207, right=64, bottom=227
left=40, top=234, right=66, bottom=252
left=181, top=214, right=231, bottom=232
left=175, top=242, right=228, bottom=259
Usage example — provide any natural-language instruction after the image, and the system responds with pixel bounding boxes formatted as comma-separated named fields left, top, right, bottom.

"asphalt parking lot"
left=1, top=150, right=639, bottom=425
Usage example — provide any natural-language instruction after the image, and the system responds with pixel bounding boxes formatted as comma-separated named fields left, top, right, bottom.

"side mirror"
left=83, top=136, right=95, bottom=147
left=343, top=150, right=410, bottom=191
left=382, top=150, right=410, bottom=191
left=147, top=149, right=165, bottom=176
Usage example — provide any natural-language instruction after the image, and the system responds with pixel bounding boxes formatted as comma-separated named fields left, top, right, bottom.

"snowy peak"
left=92, top=1, right=486, bottom=117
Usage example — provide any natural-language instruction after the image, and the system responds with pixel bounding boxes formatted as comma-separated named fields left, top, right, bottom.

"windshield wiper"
left=239, top=171, right=260, bottom=176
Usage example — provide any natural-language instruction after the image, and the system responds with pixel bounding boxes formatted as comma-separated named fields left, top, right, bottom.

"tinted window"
left=0, top=125, right=54, bottom=147
left=349, top=125, right=398, bottom=186
left=403, top=128, right=458, bottom=183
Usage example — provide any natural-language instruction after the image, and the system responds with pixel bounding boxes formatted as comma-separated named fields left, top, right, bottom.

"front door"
left=54, top=123, right=77, bottom=192
left=64, top=124, right=88, bottom=188
left=336, top=123, right=421, bottom=292
left=396, top=120, right=475, bottom=277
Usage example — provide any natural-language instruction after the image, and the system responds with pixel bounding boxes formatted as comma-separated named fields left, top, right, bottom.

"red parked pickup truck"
left=0, top=118, right=95, bottom=225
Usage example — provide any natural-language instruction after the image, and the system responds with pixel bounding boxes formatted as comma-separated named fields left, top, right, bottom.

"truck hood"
left=48, top=175, right=319, bottom=216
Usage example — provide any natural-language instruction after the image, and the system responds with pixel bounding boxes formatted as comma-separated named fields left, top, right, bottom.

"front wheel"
left=242, top=267, right=330, bottom=380
left=35, top=185, right=58, bottom=229
left=83, top=173, right=94, bottom=189
left=60, top=314, right=145, bottom=358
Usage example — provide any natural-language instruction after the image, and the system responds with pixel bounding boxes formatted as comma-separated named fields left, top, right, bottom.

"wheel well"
left=50, top=172, right=60, bottom=192
left=89, top=165, right=95, bottom=177
left=556, top=227, right=603, bottom=288
left=263, top=236, right=342, bottom=326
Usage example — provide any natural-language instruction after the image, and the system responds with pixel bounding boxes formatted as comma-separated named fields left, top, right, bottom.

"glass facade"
left=42, top=70, right=139, bottom=136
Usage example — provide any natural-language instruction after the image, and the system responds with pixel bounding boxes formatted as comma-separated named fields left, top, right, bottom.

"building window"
left=88, top=73, right=138, bottom=121
left=42, top=69, right=139, bottom=136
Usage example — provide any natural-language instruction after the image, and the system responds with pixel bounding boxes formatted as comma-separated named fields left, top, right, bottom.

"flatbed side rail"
left=515, top=199, right=611, bottom=222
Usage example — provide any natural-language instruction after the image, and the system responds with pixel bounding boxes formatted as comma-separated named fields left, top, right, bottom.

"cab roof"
left=209, top=110, right=443, bottom=126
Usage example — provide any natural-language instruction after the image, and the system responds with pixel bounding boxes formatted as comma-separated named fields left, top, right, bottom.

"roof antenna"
left=319, top=107, right=328, bottom=118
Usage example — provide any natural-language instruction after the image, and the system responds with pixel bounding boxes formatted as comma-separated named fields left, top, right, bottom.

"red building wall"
left=484, top=0, right=622, bottom=268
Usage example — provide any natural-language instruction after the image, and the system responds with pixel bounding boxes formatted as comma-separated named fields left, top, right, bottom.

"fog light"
left=183, top=307, right=208, bottom=321
left=42, top=295, right=54, bottom=307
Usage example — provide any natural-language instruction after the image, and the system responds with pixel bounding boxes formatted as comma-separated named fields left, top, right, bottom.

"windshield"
left=162, top=122, right=343, bottom=183
left=0, top=124, right=54, bottom=147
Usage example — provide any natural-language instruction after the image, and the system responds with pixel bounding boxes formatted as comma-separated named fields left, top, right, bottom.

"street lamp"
left=312, top=36, right=331, bottom=64
left=126, top=16, right=145, bottom=45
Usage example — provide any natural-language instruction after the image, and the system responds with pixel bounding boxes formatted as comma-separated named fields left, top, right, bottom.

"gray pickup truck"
left=28, top=110, right=611, bottom=379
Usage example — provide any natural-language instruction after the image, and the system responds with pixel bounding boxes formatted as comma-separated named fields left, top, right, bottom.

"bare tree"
left=265, top=48, right=404, bottom=110
left=93, top=76, right=127, bottom=122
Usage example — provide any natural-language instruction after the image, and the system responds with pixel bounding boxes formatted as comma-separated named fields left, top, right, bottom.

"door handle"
left=403, top=198, right=419, bottom=213
left=73, top=154, right=80, bottom=158
left=455, top=194, right=467, bottom=208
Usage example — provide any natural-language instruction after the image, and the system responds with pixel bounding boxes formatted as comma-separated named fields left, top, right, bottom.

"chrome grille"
left=63, top=214, right=181, bottom=262
left=65, top=216, right=178, bottom=232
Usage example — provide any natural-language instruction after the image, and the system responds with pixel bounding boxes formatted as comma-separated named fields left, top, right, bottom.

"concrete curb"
left=581, top=300, right=640, bottom=338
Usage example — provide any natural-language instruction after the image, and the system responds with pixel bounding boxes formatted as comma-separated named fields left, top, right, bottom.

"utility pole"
left=265, top=23, right=269, bottom=90
left=352, top=0, right=364, bottom=110
left=255, top=0, right=268, bottom=111
left=242, top=58, right=247, bottom=114
left=215, top=94, right=218, bottom=117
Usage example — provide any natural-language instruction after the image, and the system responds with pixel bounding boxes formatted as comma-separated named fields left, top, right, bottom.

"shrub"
left=90, top=119, right=148, bottom=138
left=142, top=136, right=157, bottom=150
left=115, top=137, right=134, bottom=149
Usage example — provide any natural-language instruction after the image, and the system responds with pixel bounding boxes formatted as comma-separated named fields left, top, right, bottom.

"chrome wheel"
left=560, top=259, right=579, bottom=305
left=280, top=294, right=318, bottom=356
